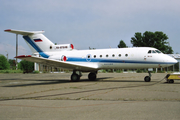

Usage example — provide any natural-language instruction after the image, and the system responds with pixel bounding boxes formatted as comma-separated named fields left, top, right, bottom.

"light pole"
left=5, top=51, right=8, bottom=61
left=16, top=34, right=18, bottom=70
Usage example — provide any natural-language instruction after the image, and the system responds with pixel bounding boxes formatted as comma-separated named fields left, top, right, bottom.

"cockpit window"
left=152, top=50, right=156, bottom=53
left=148, top=50, right=162, bottom=54
left=155, top=50, right=161, bottom=53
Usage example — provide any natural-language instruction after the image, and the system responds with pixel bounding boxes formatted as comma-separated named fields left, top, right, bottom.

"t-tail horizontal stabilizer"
left=4, top=29, right=45, bottom=35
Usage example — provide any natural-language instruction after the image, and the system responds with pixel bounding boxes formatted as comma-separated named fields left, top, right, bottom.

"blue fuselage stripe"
left=23, top=36, right=49, bottom=58
left=66, top=57, right=175, bottom=64
left=23, top=36, right=43, bottom=52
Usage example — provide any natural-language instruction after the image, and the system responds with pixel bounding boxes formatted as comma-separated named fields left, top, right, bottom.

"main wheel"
left=88, top=73, right=97, bottom=81
left=71, top=74, right=80, bottom=82
left=144, top=76, right=151, bottom=82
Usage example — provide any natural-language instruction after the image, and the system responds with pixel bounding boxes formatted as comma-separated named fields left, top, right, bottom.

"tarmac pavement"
left=0, top=73, right=179, bottom=120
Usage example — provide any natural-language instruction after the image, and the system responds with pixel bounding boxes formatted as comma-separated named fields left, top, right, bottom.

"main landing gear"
left=88, top=72, right=97, bottom=81
left=71, top=71, right=82, bottom=82
left=71, top=71, right=97, bottom=82
left=144, top=71, right=151, bottom=82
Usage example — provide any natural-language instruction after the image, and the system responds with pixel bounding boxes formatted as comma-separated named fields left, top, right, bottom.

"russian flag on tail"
left=34, top=39, right=43, bottom=42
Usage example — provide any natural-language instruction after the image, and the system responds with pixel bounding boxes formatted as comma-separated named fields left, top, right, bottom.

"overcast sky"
left=0, top=0, right=180, bottom=59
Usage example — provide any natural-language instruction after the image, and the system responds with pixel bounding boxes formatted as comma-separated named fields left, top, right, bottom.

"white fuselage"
left=46, top=47, right=177, bottom=71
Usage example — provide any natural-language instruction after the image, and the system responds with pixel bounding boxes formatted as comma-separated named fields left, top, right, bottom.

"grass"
left=0, top=70, right=23, bottom=73
left=0, top=70, right=40, bottom=74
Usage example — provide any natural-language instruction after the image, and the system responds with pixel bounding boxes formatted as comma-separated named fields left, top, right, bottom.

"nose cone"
left=170, top=57, right=178, bottom=64
left=167, top=55, right=178, bottom=64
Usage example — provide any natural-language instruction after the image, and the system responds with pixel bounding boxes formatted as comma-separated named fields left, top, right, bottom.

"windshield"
left=148, top=50, right=162, bottom=54
left=155, top=50, right=162, bottom=53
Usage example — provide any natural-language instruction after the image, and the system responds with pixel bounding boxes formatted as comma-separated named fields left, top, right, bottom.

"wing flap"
left=15, top=55, right=98, bottom=72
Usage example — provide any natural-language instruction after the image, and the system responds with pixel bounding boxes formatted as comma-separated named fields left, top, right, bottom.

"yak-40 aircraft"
left=5, top=29, right=177, bottom=82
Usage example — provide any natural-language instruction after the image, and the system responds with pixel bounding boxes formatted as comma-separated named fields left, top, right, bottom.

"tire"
left=88, top=73, right=97, bottom=81
left=169, top=79, right=174, bottom=83
left=144, top=76, right=151, bottom=82
left=71, top=74, right=80, bottom=82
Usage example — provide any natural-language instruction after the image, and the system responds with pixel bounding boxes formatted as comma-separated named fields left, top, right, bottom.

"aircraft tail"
left=4, top=29, right=54, bottom=58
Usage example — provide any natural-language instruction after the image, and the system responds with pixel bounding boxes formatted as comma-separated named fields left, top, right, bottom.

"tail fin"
left=4, top=29, right=54, bottom=58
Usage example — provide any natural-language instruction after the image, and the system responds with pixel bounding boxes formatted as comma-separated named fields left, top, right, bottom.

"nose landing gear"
left=144, top=71, right=151, bottom=82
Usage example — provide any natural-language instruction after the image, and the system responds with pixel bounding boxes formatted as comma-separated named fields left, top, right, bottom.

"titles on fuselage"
left=56, top=46, right=68, bottom=49
left=50, top=44, right=74, bottom=51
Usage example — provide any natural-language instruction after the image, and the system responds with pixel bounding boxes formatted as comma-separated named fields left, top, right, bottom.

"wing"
left=16, top=55, right=99, bottom=72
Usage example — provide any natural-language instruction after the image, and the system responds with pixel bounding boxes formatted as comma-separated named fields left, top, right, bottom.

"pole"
left=5, top=51, right=8, bottom=61
left=16, top=34, right=18, bottom=70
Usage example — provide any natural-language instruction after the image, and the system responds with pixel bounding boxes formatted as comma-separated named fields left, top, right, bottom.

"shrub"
left=19, top=60, right=34, bottom=73
left=136, top=69, right=142, bottom=73
left=0, top=55, right=10, bottom=70
left=33, top=70, right=40, bottom=74
left=116, top=69, right=122, bottom=73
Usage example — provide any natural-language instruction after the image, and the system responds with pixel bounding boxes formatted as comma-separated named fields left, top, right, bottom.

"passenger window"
left=88, top=55, right=91, bottom=58
left=100, top=55, right=102, bottom=58
left=106, top=55, right=108, bottom=57
left=112, top=54, right=115, bottom=57
left=94, top=55, right=96, bottom=58
left=125, top=54, right=128, bottom=57
left=119, top=54, right=121, bottom=57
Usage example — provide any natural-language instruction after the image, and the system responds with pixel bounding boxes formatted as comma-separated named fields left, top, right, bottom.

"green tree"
left=8, top=59, right=16, bottom=70
left=118, top=40, right=127, bottom=48
left=19, top=60, right=34, bottom=73
left=131, top=31, right=173, bottom=54
left=0, top=55, right=10, bottom=70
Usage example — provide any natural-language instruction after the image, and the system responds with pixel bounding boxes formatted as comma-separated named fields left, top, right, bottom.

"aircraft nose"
left=169, top=56, right=178, bottom=64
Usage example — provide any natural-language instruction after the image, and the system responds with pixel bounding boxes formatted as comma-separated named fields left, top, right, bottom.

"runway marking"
left=80, top=89, right=116, bottom=99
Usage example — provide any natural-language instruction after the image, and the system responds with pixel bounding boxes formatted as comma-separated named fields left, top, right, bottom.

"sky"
left=0, top=0, right=180, bottom=59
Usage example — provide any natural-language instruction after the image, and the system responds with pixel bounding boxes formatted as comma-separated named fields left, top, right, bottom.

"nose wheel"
left=144, top=76, right=151, bottom=82
left=144, top=71, right=151, bottom=82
